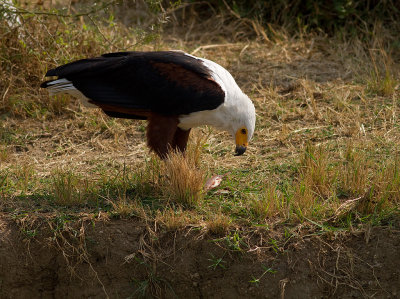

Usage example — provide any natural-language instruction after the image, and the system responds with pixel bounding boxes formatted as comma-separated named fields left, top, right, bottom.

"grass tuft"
left=299, top=143, right=332, bottom=200
left=358, top=158, right=400, bottom=215
left=155, top=207, right=190, bottom=231
left=206, top=212, right=231, bottom=235
left=250, top=185, right=286, bottom=220
left=51, top=169, right=94, bottom=206
left=340, top=146, right=369, bottom=198
left=161, top=143, right=205, bottom=207
left=293, top=144, right=335, bottom=219
left=367, top=48, right=398, bottom=96
left=110, top=198, right=146, bottom=219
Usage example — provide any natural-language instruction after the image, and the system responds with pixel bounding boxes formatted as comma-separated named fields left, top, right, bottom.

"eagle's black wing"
left=41, top=51, right=225, bottom=116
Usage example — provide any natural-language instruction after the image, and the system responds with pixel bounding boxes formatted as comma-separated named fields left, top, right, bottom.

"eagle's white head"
left=179, top=52, right=257, bottom=156
left=228, top=93, right=256, bottom=156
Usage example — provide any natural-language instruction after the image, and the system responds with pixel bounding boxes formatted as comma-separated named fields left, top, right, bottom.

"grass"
left=249, top=265, right=277, bottom=285
left=129, top=256, right=176, bottom=299
left=162, top=144, right=204, bottom=207
left=52, top=169, right=87, bottom=206
left=208, top=253, right=227, bottom=270
left=0, top=0, right=399, bottom=254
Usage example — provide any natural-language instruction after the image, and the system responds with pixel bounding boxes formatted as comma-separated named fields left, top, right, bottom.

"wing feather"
left=42, top=51, right=225, bottom=116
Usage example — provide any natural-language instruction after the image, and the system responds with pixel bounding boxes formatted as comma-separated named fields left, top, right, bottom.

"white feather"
left=178, top=53, right=256, bottom=141
left=45, top=78, right=96, bottom=107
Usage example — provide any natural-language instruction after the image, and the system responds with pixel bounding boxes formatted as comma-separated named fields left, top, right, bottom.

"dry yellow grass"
left=110, top=198, right=148, bottom=219
left=51, top=169, right=95, bottom=206
left=250, top=185, right=286, bottom=219
left=206, top=212, right=232, bottom=235
left=161, top=145, right=205, bottom=207
left=155, top=207, right=191, bottom=230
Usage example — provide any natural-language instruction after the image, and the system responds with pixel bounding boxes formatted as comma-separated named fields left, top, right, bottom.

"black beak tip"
left=234, top=146, right=247, bottom=156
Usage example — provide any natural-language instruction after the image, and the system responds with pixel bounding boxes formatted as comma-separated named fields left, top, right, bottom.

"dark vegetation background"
left=211, top=0, right=400, bottom=35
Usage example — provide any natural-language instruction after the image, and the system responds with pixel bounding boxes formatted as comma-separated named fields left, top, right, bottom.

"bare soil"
left=0, top=215, right=399, bottom=298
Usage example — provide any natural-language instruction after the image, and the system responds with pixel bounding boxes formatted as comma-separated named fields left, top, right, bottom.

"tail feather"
left=40, top=78, right=75, bottom=95
left=40, top=77, right=96, bottom=107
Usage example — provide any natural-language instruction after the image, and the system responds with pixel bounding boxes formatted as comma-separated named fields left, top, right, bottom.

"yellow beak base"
left=235, top=127, right=248, bottom=156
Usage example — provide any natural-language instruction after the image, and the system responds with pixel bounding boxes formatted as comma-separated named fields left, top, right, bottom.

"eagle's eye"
left=241, top=128, right=247, bottom=134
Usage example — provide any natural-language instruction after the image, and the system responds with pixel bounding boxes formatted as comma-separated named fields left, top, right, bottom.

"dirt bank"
left=0, top=216, right=399, bottom=298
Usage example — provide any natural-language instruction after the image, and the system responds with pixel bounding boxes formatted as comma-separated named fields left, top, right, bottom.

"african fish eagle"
left=41, top=51, right=256, bottom=158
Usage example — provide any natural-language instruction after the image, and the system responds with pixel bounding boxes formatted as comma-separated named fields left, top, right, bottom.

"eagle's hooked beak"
left=234, top=127, right=248, bottom=156
left=235, top=145, right=247, bottom=156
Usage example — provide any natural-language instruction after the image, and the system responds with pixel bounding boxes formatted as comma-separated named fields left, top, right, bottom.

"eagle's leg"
left=146, top=113, right=179, bottom=158
left=172, top=127, right=191, bottom=153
